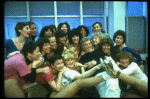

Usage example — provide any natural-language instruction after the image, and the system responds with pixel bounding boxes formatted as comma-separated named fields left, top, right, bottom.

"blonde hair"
left=62, top=52, right=74, bottom=60
left=68, top=46, right=75, bottom=53
left=91, top=32, right=107, bottom=41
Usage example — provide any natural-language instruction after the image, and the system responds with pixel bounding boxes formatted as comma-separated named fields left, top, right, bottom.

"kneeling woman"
left=49, top=54, right=115, bottom=98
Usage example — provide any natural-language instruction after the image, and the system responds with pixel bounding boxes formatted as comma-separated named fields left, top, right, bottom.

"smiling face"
left=93, top=23, right=102, bottom=33
left=115, top=35, right=124, bottom=45
left=93, top=36, right=100, bottom=45
left=72, top=35, right=79, bottom=44
left=64, top=57, right=74, bottom=68
left=30, top=24, right=36, bottom=36
left=29, top=47, right=41, bottom=60
left=80, top=27, right=86, bottom=38
left=52, top=59, right=64, bottom=72
left=49, top=37, right=57, bottom=50
left=61, top=24, right=68, bottom=33
left=102, top=43, right=111, bottom=54
left=83, top=40, right=93, bottom=53
left=59, top=36, right=67, bottom=44
left=120, top=58, right=130, bottom=68
left=19, top=25, right=30, bottom=38
left=45, top=29, right=53, bottom=36
left=42, top=43, right=50, bottom=54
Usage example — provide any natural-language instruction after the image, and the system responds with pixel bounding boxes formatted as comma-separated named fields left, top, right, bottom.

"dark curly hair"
left=57, top=22, right=70, bottom=34
left=113, top=30, right=126, bottom=44
left=76, top=25, right=89, bottom=37
left=15, top=21, right=28, bottom=37
left=116, top=50, right=134, bottom=64
left=39, top=26, right=54, bottom=38
left=55, top=30, right=67, bottom=45
left=68, top=28, right=82, bottom=44
left=99, top=38, right=117, bottom=61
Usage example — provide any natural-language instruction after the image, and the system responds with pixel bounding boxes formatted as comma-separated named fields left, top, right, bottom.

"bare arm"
left=48, top=72, right=63, bottom=92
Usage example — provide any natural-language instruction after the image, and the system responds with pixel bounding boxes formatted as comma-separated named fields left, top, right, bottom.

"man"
left=79, top=37, right=121, bottom=98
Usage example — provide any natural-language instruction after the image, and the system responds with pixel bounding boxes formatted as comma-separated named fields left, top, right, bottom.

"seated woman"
left=77, top=25, right=89, bottom=38
left=4, top=41, right=42, bottom=98
left=113, top=30, right=144, bottom=72
left=55, top=30, right=69, bottom=47
left=5, top=21, right=31, bottom=60
left=48, top=54, right=115, bottom=98
left=62, top=52, right=88, bottom=73
left=45, top=34, right=58, bottom=59
left=105, top=51, right=148, bottom=98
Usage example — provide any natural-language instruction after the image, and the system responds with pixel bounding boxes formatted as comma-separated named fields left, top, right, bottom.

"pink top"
left=4, top=54, right=31, bottom=86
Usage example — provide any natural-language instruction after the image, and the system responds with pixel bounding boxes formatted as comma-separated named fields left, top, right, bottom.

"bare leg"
left=50, top=76, right=105, bottom=98
left=4, top=79, right=25, bottom=98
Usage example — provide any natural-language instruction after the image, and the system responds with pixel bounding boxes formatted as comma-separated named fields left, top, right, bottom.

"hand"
left=116, top=62, right=121, bottom=66
left=74, top=62, right=83, bottom=68
left=81, top=51, right=85, bottom=56
left=32, top=57, right=43, bottom=68
left=42, top=67, right=51, bottom=74
left=94, top=63, right=104, bottom=70
left=104, top=56, right=113, bottom=62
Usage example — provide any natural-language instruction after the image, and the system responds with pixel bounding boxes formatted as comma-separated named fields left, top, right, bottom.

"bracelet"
left=116, top=70, right=121, bottom=78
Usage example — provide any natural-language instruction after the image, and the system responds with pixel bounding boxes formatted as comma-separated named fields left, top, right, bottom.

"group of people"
left=4, top=21, right=148, bottom=98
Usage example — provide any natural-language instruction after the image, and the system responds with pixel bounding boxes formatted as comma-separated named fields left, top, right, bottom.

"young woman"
left=92, top=21, right=109, bottom=37
left=105, top=51, right=148, bottom=98
left=91, top=32, right=107, bottom=51
left=5, top=21, right=31, bottom=60
left=68, top=28, right=81, bottom=56
left=62, top=52, right=87, bottom=73
left=39, top=26, right=54, bottom=38
left=57, top=22, right=70, bottom=35
left=48, top=54, right=115, bottom=98
left=113, top=30, right=144, bottom=72
left=99, top=38, right=117, bottom=61
left=55, top=30, right=69, bottom=47
left=77, top=25, right=89, bottom=38
left=4, top=41, right=41, bottom=98
left=27, top=21, right=37, bottom=42
left=45, top=34, right=58, bottom=59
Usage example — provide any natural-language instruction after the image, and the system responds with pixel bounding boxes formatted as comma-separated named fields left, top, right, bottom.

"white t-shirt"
left=59, top=67, right=81, bottom=88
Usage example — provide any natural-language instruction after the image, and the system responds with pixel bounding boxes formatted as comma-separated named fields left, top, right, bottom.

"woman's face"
left=93, top=23, right=102, bottom=32
left=80, top=27, right=86, bottom=38
left=72, top=35, right=79, bottom=44
left=52, top=59, right=64, bottom=72
left=93, top=36, right=100, bottom=45
left=120, top=58, right=130, bottom=68
left=30, top=47, right=41, bottom=60
left=115, top=35, right=124, bottom=45
left=20, top=25, right=30, bottom=38
left=61, top=24, right=68, bottom=33
left=49, top=37, right=57, bottom=50
left=45, top=29, right=53, bottom=36
left=42, top=43, right=50, bottom=54
left=30, top=24, right=36, bottom=36
left=63, top=46, right=69, bottom=53
left=64, top=57, right=74, bottom=68
left=59, top=36, right=67, bottom=44
left=102, top=43, right=111, bottom=54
